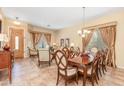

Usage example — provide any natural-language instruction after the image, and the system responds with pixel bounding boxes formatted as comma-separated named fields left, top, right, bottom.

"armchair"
left=54, top=50, right=78, bottom=85
left=27, top=47, right=38, bottom=57
left=37, top=48, right=50, bottom=66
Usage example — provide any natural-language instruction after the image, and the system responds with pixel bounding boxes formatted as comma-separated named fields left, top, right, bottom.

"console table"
left=0, top=51, right=12, bottom=83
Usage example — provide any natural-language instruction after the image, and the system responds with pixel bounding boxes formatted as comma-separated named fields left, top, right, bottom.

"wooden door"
left=10, top=28, right=24, bottom=58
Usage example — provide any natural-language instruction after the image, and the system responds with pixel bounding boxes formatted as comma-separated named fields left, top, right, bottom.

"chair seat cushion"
left=30, top=51, right=37, bottom=55
left=78, top=67, right=92, bottom=75
left=60, top=67, right=77, bottom=76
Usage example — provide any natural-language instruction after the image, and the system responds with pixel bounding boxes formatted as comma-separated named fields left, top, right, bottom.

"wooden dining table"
left=68, top=54, right=93, bottom=86
left=68, top=54, right=92, bottom=66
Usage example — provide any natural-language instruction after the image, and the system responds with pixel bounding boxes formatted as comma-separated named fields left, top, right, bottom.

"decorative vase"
left=3, top=44, right=10, bottom=51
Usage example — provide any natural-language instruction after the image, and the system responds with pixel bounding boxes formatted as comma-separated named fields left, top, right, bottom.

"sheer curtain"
left=36, top=34, right=48, bottom=48
left=30, top=32, right=51, bottom=49
left=86, top=29, right=108, bottom=51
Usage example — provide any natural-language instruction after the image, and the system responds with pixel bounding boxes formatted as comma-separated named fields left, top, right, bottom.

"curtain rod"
left=29, top=30, right=51, bottom=34
left=84, top=21, right=117, bottom=30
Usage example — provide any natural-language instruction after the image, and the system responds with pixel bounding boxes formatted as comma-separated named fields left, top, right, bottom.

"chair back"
left=75, top=47, right=80, bottom=56
left=101, top=51, right=107, bottom=65
left=55, top=50, right=68, bottom=70
left=62, top=47, right=70, bottom=59
left=70, top=47, right=74, bottom=52
left=27, top=47, right=37, bottom=56
left=91, top=56, right=99, bottom=75
left=37, top=48, right=50, bottom=61
left=69, top=47, right=75, bottom=58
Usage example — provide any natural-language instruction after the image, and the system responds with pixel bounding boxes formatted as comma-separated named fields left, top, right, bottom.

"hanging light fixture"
left=78, top=7, right=90, bottom=37
left=14, top=17, right=20, bottom=25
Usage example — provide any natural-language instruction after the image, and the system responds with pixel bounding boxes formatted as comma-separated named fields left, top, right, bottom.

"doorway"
left=9, top=27, right=24, bottom=58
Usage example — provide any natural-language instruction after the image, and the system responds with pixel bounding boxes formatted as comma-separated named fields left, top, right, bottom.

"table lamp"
left=0, top=34, right=10, bottom=51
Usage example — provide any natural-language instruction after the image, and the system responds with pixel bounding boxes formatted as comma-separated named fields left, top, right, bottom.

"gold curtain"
left=82, top=30, right=94, bottom=52
left=34, top=33, right=42, bottom=45
left=44, top=33, right=51, bottom=45
left=100, top=25, right=116, bottom=67
left=30, top=32, right=42, bottom=49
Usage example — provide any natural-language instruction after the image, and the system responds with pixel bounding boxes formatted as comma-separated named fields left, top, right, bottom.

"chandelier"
left=78, top=7, right=90, bottom=37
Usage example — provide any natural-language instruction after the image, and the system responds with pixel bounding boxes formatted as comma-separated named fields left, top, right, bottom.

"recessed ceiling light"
left=14, top=21, right=20, bottom=25
left=13, top=17, right=20, bottom=25
left=47, top=25, right=50, bottom=27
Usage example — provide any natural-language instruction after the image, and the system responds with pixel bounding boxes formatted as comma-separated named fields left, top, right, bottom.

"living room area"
left=1, top=7, right=124, bottom=86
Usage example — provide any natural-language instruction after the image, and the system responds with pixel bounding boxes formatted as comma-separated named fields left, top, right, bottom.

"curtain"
left=44, top=33, right=51, bottom=45
left=100, top=25, right=116, bottom=67
left=31, top=32, right=42, bottom=49
left=82, top=30, right=94, bottom=52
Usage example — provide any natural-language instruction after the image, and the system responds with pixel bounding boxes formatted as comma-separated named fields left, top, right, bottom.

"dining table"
left=68, top=53, right=94, bottom=66
left=68, top=53, right=94, bottom=85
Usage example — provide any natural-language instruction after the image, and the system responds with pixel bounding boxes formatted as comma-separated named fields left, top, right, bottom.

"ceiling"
left=1, top=7, right=124, bottom=30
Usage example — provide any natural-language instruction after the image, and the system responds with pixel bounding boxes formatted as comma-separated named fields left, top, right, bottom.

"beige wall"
left=0, top=8, right=5, bottom=33
left=28, top=24, right=56, bottom=46
left=56, top=10, right=124, bottom=68
left=4, top=18, right=29, bottom=57
left=4, top=19, right=56, bottom=58
left=0, top=9, right=56, bottom=58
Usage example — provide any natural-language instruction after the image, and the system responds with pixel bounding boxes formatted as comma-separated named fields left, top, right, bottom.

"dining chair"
left=54, top=50, right=78, bottom=86
left=69, top=47, right=75, bottom=58
left=78, top=56, right=99, bottom=86
left=101, top=50, right=107, bottom=74
left=95, top=51, right=103, bottom=80
left=75, top=47, right=80, bottom=57
left=62, top=47, right=70, bottom=59
left=49, top=46, right=56, bottom=63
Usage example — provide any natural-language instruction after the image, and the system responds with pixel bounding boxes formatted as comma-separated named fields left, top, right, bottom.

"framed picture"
left=0, top=20, right=1, bottom=33
left=0, top=20, right=1, bottom=48
left=60, top=39, right=64, bottom=47
left=65, top=38, right=70, bottom=47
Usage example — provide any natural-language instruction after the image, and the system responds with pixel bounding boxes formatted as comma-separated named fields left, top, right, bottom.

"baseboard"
left=116, top=65, right=124, bottom=69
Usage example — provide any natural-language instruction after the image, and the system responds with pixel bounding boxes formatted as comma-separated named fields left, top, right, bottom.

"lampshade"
left=0, top=34, right=9, bottom=42
left=77, top=30, right=82, bottom=35
left=81, top=34, right=85, bottom=38
left=70, top=43, right=74, bottom=47
left=0, top=34, right=4, bottom=41
left=53, top=43, right=56, bottom=46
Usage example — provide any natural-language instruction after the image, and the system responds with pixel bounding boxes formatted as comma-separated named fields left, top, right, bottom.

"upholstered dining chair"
left=78, top=56, right=99, bottom=86
left=75, top=47, right=80, bottom=57
left=49, top=46, right=55, bottom=63
left=69, top=47, right=75, bottom=58
left=54, top=50, right=78, bottom=86
left=62, top=47, right=70, bottom=59
left=96, top=50, right=107, bottom=80
left=95, top=51, right=103, bottom=80
left=101, top=50, right=107, bottom=74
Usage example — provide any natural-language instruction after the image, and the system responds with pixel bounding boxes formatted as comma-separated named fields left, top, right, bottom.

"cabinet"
left=0, top=51, right=12, bottom=83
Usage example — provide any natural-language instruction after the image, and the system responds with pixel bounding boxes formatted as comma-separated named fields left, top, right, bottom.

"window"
left=15, top=36, right=19, bottom=50
left=86, top=29, right=107, bottom=50
left=36, top=34, right=48, bottom=48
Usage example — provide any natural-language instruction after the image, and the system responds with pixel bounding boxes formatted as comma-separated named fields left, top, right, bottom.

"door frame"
left=8, top=26, right=25, bottom=58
